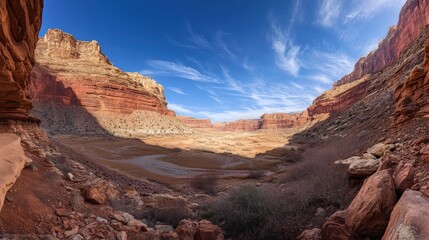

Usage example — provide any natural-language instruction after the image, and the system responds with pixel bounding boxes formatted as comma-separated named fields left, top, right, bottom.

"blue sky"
left=41, top=0, right=405, bottom=122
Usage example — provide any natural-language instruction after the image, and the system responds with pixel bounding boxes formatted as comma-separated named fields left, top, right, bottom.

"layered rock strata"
left=177, top=116, right=213, bottom=129
left=0, top=0, right=43, bottom=120
left=29, top=29, right=192, bottom=135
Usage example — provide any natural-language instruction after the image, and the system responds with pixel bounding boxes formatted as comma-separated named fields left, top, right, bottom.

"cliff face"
left=29, top=29, right=192, bottom=135
left=259, top=112, right=309, bottom=129
left=214, top=119, right=261, bottom=132
left=309, top=0, right=429, bottom=117
left=337, top=0, right=429, bottom=86
left=177, top=116, right=213, bottom=129
left=0, top=0, right=43, bottom=120
left=395, top=39, right=429, bottom=124
left=30, top=29, right=173, bottom=116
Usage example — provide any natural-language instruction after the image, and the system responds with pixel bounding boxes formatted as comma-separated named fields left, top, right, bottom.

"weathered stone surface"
left=82, top=180, right=118, bottom=205
left=297, top=228, right=322, bottom=240
left=175, top=219, right=224, bottom=240
left=0, top=134, right=31, bottom=211
left=382, top=190, right=429, bottom=240
left=345, top=170, right=397, bottom=237
left=348, top=158, right=380, bottom=177
left=367, top=143, right=395, bottom=158
left=393, top=162, right=415, bottom=192
left=321, top=210, right=352, bottom=240
left=0, top=0, right=43, bottom=120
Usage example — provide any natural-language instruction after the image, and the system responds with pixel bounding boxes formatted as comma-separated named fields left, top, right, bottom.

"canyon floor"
left=52, top=129, right=300, bottom=187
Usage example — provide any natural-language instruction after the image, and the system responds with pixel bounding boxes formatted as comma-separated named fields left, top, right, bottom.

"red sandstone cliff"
left=28, top=29, right=192, bottom=135
left=336, top=0, right=429, bottom=86
left=30, top=29, right=174, bottom=116
left=259, top=112, right=308, bottom=129
left=0, top=0, right=43, bottom=120
left=214, top=119, right=261, bottom=131
left=309, top=0, right=429, bottom=117
left=177, top=116, right=213, bottom=129
left=395, top=39, right=429, bottom=124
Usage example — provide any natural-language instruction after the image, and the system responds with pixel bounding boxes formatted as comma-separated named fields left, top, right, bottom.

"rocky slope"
left=308, top=0, right=429, bottom=117
left=0, top=0, right=43, bottom=121
left=29, top=29, right=192, bottom=135
left=295, top=0, right=429, bottom=238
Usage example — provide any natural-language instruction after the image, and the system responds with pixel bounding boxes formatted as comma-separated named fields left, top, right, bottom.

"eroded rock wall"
left=0, top=0, right=43, bottom=120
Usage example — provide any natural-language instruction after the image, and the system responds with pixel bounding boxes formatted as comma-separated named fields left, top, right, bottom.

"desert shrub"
left=190, top=173, right=219, bottom=195
left=203, top=185, right=287, bottom=240
left=144, top=207, right=191, bottom=228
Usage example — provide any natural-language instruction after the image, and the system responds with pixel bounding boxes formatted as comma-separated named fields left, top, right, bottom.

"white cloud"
left=311, top=74, right=333, bottom=84
left=270, top=22, right=301, bottom=76
left=345, top=0, right=405, bottom=23
left=144, top=60, right=218, bottom=83
left=186, top=24, right=212, bottom=49
left=318, top=0, right=342, bottom=27
left=215, top=31, right=236, bottom=60
left=169, top=87, right=186, bottom=95
left=304, top=50, right=354, bottom=81
left=168, top=103, right=194, bottom=114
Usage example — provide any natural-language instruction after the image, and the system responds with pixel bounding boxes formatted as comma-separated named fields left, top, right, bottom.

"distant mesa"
left=29, top=29, right=192, bottom=136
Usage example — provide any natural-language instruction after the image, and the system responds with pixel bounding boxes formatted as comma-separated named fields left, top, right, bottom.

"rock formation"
left=0, top=0, right=43, bottom=212
left=177, top=116, right=213, bottom=129
left=29, top=29, right=192, bottom=135
left=259, top=112, right=309, bottom=129
left=0, top=0, right=43, bottom=120
left=395, top=39, right=429, bottom=124
left=308, top=0, right=429, bottom=117
left=336, top=0, right=429, bottom=86
left=214, top=119, right=260, bottom=131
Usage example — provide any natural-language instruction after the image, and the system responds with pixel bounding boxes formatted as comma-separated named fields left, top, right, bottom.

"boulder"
left=321, top=210, right=352, bottom=240
left=335, top=156, right=362, bottom=165
left=420, top=144, right=429, bottom=162
left=393, top=162, right=415, bottom=192
left=297, top=228, right=322, bottom=240
left=0, top=134, right=32, bottom=211
left=366, top=143, right=395, bottom=158
left=345, top=170, right=396, bottom=237
left=175, top=219, right=224, bottom=240
left=382, top=190, right=429, bottom=240
left=347, top=158, right=380, bottom=177
left=82, top=180, right=118, bottom=205
left=82, top=186, right=106, bottom=205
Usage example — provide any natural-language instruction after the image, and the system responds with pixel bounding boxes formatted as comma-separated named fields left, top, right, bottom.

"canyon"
left=1, top=0, right=429, bottom=239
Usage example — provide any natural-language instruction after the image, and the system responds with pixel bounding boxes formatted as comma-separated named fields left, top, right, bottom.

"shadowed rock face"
left=395, top=40, right=429, bottom=124
left=0, top=0, right=43, bottom=120
left=30, top=29, right=174, bottom=116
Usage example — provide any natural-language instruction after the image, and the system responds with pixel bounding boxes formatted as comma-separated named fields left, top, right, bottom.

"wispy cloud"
left=186, top=24, right=212, bottom=49
left=304, top=50, right=354, bottom=83
left=143, top=60, right=218, bottom=83
left=345, top=0, right=405, bottom=23
left=270, top=21, right=301, bottom=76
left=215, top=31, right=236, bottom=60
left=169, top=87, right=186, bottom=95
left=168, top=103, right=194, bottom=114
left=318, top=0, right=341, bottom=27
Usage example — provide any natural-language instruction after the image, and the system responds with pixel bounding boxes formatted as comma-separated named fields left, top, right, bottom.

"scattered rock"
left=82, top=186, right=106, bottom=205
left=335, top=156, right=362, bottom=165
left=345, top=170, right=396, bottom=237
left=348, top=158, right=380, bottom=177
left=298, top=228, right=322, bottom=240
left=55, top=208, right=71, bottom=217
left=96, top=216, right=108, bottom=224
left=420, top=144, right=429, bottom=162
left=155, top=224, right=174, bottom=232
left=382, top=190, right=429, bottom=239
left=67, top=172, right=75, bottom=181
left=194, top=220, right=224, bottom=240
left=362, top=153, right=377, bottom=160
left=127, top=219, right=148, bottom=231
left=64, top=226, right=79, bottom=237
left=367, top=143, right=395, bottom=158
